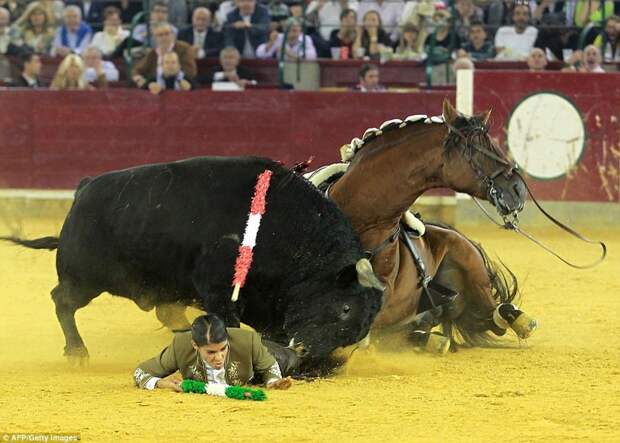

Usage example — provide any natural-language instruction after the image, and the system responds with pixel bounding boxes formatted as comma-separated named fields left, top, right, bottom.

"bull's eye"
left=343, top=304, right=350, bottom=313
left=339, top=304, right=351, bottom=321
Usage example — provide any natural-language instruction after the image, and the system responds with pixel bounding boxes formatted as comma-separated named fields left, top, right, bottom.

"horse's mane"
left=340, top=115, right=445, bottom=162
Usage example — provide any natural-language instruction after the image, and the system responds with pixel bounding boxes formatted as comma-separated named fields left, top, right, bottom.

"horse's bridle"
left=444, top=119, right=606, bottom=269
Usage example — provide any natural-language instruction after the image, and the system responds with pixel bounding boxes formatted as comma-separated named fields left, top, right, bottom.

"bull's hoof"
left=511, top=313, right=538, bottom=339
left=64, top=346, right=90, bottom=367
left=424, top=333, right=450, bottom=355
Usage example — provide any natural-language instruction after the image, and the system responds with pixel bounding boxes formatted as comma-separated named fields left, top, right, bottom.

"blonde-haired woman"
left=11, top=2, right=57, bottom=54
left=39, top=0, right=63, bottom=26
left=50, top=54, right=107, bottom=90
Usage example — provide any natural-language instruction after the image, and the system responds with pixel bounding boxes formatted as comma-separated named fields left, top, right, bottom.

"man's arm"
left=133, top=335, right=180, bottom=390
left=250, top=332, right=291, bottom=389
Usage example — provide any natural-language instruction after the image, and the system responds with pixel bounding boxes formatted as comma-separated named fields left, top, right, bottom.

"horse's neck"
left=330, top=123, right=447, bottom=231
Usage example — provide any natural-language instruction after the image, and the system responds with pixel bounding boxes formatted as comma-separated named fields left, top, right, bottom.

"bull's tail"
left=0, top=236, right=59, bottom=250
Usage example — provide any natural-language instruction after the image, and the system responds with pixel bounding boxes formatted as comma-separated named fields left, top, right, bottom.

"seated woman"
left=328, top=8, right=357, bottom=60
left=256, top=18, right=317, bottom=61
left=352, top=10, right=393, bottom=60
left=11, top=2, right=57, bottom=55
left=394, top=23, right=425, bottom=60
left=133, top=314, right=296, bottom=391
left=50, top=53, right=106, bottom=90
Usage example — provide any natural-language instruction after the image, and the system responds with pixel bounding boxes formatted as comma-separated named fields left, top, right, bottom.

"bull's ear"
left=336, top=264, right=357, bottom=287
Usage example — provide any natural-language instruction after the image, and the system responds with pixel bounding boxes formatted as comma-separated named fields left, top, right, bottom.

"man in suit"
left=132, top=22, right=197, bottom=88
left=10, top=52, right=43, bottom=88
left=65, top=0, right=106, bottom=31
left=177, top=7, right=223, bottom=59
left=224, top=0, right=271, bottom=58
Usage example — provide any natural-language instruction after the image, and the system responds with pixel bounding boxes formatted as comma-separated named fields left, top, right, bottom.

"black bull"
left=2, top=157, right=383, bottom=360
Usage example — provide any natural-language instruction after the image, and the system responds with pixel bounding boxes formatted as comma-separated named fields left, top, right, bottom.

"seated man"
left=131, top=0, right=178, bottom=48
left=256, top=18, right=317, bottom=60
left=223, top=0, right=271, bottom=58
left=144, top=51, right=197, bottom=94
left=352, top=63, right=385, bottom=92
left=527, top=47, right=547, bottom=71
left=494, top=4, right=538, bottom=60
left=51, top=5, right=93, bottom=56
left=205, top=46, right=255, bottom=88
left=83, top=46, right=119, bottom=82
left=132, top=22, right=197, bottom=88
left=178, top=7, right=223, bottom=59
left=10, top=52, right=43, bottom=88
left=459, top=20, right=495, bottom=60
left=133, top=314, right=296, bottom=390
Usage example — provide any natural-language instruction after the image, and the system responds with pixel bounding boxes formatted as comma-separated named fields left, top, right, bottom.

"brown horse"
left=316, top=99, right=537, bottom=352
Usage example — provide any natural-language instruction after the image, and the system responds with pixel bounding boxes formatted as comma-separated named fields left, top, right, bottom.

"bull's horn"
left=356, top=258, right=385, bottom=291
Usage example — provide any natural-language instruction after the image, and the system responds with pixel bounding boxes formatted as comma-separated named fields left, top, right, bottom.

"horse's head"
left=440, top=99, right=526, bottom=217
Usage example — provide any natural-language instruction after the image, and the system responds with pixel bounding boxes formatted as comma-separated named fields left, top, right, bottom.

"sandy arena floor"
left=0, top=218, right=618, bottom=442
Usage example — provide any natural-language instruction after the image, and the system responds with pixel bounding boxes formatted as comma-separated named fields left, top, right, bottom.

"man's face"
left=193, top=10, right=211, bottom=31
left=605, top=19, right=619, bottom=39
left=151, top=6, right=168, bottom=23
left=469, top=25, right=486, bottom=45
left=83, top=50, right=99, bottom=67
left=0, top=10, right=9, bottom=28
left=527, top=49, right=547, bottom=71
left=25, top=55, right=42, bottom=76
left=162, top=53, right=181, bottom=76
left=341, top=11, right=356, bottom=27
left=584, top=46, right=601, bottom=66
left=154, top=26, right=174, bottom=49
left=512, top=5, right=530, bottom=29
left=64, top=10, right=81, bottom=30
left=287, top=24, right=301, bottom=43
left=105, top=13, right=121, bottom=28
left=238, top=0, right=256, bottom=16
left=194, top=340, right=229, bottom=370
left=221, top=51, right=240, bottom=71
left=362, top=69, right=379, bottom=89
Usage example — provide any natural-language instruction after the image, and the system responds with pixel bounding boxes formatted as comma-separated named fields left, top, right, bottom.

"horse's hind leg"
left=156, top=303, right=192, bottom=332
left=51, top=280, right=100, bottom=364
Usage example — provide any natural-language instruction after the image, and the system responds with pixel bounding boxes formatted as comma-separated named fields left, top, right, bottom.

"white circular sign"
left=507, top=92, right=585, bottom=180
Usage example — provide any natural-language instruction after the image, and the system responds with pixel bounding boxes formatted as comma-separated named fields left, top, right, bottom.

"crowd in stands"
left=0, top=0, right=619, bottom=91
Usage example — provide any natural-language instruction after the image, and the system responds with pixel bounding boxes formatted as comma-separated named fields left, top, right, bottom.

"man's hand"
left=179, top=79, right=191, bottom=91
left=148, top=82, right=163, bottom=95
left=133, top=74, right=146, bottom=87
left=156, top=379, right=183, bottom=392
left=266, top=377, right=292, bottom=390
left=233, top=20, right=248, bottom=30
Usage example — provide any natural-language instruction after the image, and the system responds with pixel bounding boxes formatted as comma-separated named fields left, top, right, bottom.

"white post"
left=456, top=69, right=474, bottom=117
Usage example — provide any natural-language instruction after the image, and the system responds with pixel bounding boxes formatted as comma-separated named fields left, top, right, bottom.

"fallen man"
left=133, top=314, right=297, bottom=395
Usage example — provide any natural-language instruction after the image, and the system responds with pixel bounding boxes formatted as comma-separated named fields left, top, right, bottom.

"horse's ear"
left=480, top=108, right=492, bottom=127
left=442, top=98, right=458, bottom=124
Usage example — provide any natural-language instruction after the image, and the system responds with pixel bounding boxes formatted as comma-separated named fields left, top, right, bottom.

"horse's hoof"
left=424, top=333, right=450, bottom=355
left=64, top=347, right=90, bottom=367
left=511, top=313, right=538, bottom=339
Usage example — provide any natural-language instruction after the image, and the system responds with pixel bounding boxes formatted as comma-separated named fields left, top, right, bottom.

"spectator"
left=256, top=18, right=317, bottom=60
left=132, top=1, right=178, bottom=48
left=495, top=4, right=538, bottom=60
left=11, top=2, right=57, bottom=55
left=205, top=46, right=255, bottom=88
left=356, top=0, right=403, bottom=42
left=352, top=10, right=392, bottom=60
left=399, top=0, right=435, bottom=49
left=10, top=51, right=43, bottom=87
left=533, top=13, right=579, bottom=61
left=574, top=0, right=614, bottom=27
left=527, top=47, right=548, bottom=71
left=215, top=0, right=236, bottom=31
left=424, top=9, right=461, bottom=64
left=0, top=6, right=20, bottom=55
left=0, top=0, right=25, bottom=21
left=485, top=0, right=515, bottom=27
left=40, top=0, right=64, bottom=26
left=223, top=0, right=271, bottom=58
left=307, top=0, right=359, bottom=41
left=89, top=6, right=128, bottom=56
left=531, top=0, right=566, bottom=25
left=454, top=0, right=484, bottom=42
left=178, top=7, right=224, bottom=59
left=132, top=22, right=197, bottom=88
left=52, top=5, right=93, bottom=56
left=394, top=23, right=424, bottom=60
left=83, top=46, right=118, bottom=82
left=267, top=0, right=291, bottom=23
left=115, top=0, right=143, bottom=24
left=64, top=0, right=105, bottom=30
left=145, top=51, right=196, bottom=94
left=328, top=8, right=357, bottom=59
left=352, top=62, right=385, bottom=91
left=50, top=53, right=106, bottom=89
left=459, top=20, right=495, bottom=60
left=594, top=15, right=620, bottom=62
left=579, top=44, right=605, bottom=72
left=167, top=0, right=189, bottom=29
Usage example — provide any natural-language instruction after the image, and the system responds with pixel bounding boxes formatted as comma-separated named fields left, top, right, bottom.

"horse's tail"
left=444, top=238, right=520, bottom=348
left=0, top=236, right=59, bottom=250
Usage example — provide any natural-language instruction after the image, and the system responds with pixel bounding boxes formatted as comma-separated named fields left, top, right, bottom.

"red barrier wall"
left=474, top=71, right=620, bottom=202
left=0, top=89, right=453, bottom=189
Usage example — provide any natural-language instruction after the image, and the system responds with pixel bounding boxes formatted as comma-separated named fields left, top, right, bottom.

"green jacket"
left=133, top=328, right=279, bottom=388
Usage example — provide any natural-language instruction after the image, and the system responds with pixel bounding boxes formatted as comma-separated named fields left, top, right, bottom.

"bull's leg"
left=51, top=281, right=100, bottom=364
left=155, top=303, right=192, bottom=331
